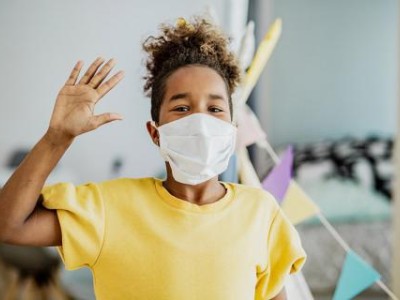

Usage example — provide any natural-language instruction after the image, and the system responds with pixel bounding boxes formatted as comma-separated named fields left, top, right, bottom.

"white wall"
left=0, top=0, right=236, bottom=184
left=254, top=0, right=398, bottom=147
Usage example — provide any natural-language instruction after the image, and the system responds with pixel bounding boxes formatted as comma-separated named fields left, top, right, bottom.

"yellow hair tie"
left=176, top=17, right=187, bottom=27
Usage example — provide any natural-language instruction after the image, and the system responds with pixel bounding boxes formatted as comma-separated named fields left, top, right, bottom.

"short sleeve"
left=255, top=207, right=307, bottom=299
left=41, top=182, right=105, bottom=270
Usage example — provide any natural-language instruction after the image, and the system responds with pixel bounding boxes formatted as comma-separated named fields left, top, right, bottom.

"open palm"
left=49, top=57, right=124, bottom=140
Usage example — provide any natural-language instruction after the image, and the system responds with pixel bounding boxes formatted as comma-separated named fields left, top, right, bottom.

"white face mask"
left=151, top=113, right=237, bottom=185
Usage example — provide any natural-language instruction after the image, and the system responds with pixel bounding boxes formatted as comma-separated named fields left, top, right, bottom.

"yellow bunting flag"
left=239, top=18, right=282, bottom=106
left=281, top=181, right=320, bottom=225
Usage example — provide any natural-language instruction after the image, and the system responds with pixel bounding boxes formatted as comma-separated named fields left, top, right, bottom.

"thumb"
left=90, top=113, right=123, bottom=129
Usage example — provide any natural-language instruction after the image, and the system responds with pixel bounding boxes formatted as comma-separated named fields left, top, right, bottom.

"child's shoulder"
left=224, top=182, right=280, bottom=211
left=96, top=176, right=157, bottom=190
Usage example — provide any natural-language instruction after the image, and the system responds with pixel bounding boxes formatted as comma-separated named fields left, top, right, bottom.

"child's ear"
left=146, top=121, right=160, bottom=146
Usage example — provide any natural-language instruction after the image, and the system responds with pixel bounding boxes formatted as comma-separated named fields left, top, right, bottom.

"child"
left=0, top=16, right=306, bottom=299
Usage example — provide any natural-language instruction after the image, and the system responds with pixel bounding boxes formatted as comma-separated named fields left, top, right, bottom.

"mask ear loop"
left=150, top=120, right=158, bottom=129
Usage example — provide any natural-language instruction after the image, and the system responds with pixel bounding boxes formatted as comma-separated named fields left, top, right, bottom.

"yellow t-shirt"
left=41, top=177, right=306, bottom=300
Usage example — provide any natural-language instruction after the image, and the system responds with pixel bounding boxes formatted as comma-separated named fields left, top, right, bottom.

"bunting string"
left=257, top=139, right=399, bottom=300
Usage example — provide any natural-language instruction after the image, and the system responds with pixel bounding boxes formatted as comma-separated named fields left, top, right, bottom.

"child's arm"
left=0, top=58, right=124, bottom=246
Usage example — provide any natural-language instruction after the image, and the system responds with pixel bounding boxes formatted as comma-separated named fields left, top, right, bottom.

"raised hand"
left=48, top=57, right=125, bottom=144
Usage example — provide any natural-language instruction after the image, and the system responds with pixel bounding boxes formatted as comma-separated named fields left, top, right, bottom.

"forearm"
left=0, top=58, right=122, bottom=246
left=0, top=129, right=72, bottom=238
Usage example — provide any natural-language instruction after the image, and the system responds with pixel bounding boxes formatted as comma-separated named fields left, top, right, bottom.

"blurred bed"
left=287, top=135, right=393, bottom=298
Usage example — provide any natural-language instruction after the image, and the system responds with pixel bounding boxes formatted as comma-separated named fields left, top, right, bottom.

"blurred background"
left=0, top=0, right=398, bottom=299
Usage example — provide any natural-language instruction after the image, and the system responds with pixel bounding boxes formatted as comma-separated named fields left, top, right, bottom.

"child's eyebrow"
left=209, top=94, right=226, bottom=101
left=169, top=93, right=188, bottom=101
left=169, top=93, right=227, bottom=101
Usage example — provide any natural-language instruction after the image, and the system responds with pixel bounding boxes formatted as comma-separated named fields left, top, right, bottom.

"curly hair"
left=142, top=16, right=241, bottom=122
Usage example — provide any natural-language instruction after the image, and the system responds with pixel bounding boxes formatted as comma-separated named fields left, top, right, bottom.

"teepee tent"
left=222, top=14, right=315, bottom=299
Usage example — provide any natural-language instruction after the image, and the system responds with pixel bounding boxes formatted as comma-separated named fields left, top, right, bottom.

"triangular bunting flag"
left=262, top=146, right=293, bottom=203
left=333, top=251, right=381, bottom=300
left=281, top=181, right=320, bottom=224
left=236, top=105, right=267, bottom=148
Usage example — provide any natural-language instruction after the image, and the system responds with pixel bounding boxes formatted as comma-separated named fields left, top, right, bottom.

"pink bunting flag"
left=262, top=146, right=293, bottom=203
left=236, top=105, right=267, bottom=149
left=333, top=250, right=381, bottom=300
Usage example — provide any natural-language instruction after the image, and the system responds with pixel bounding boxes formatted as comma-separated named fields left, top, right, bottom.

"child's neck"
left=162, top=164, right=227, bottom=206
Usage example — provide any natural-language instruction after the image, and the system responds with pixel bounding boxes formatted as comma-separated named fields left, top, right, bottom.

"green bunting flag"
left=333, top=250, right=381, bottom=300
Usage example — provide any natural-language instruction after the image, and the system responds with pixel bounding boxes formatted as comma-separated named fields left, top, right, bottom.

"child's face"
left=146, top=65, right=231, bottom=146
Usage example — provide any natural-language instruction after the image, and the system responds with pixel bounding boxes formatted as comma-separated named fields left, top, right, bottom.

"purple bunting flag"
left=261, top=145, right=294, bottom=203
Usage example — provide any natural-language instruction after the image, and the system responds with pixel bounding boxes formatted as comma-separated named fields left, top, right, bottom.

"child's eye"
left=209, top=107, right=223, bottom=113
left=173, top=106, right=189, bottom=112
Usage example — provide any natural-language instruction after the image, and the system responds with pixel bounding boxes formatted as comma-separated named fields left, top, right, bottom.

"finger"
left=89, top=113, right=123, bottom=130
left=97, top=70, right=125, bottom=99
left=88, top=58, right=116, bottom=89
left=78, top=57, right=105, bottom=85
left=65, top=61, right=83, bottom=86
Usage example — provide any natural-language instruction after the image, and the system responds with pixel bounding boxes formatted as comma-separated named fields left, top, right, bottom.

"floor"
left=0, top=258, right=391, bottom=300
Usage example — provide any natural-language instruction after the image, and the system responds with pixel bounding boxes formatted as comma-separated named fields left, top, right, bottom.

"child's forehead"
left=164, top=65, right=229, bottom=95
left=167, top=65, right=224, bottom=80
